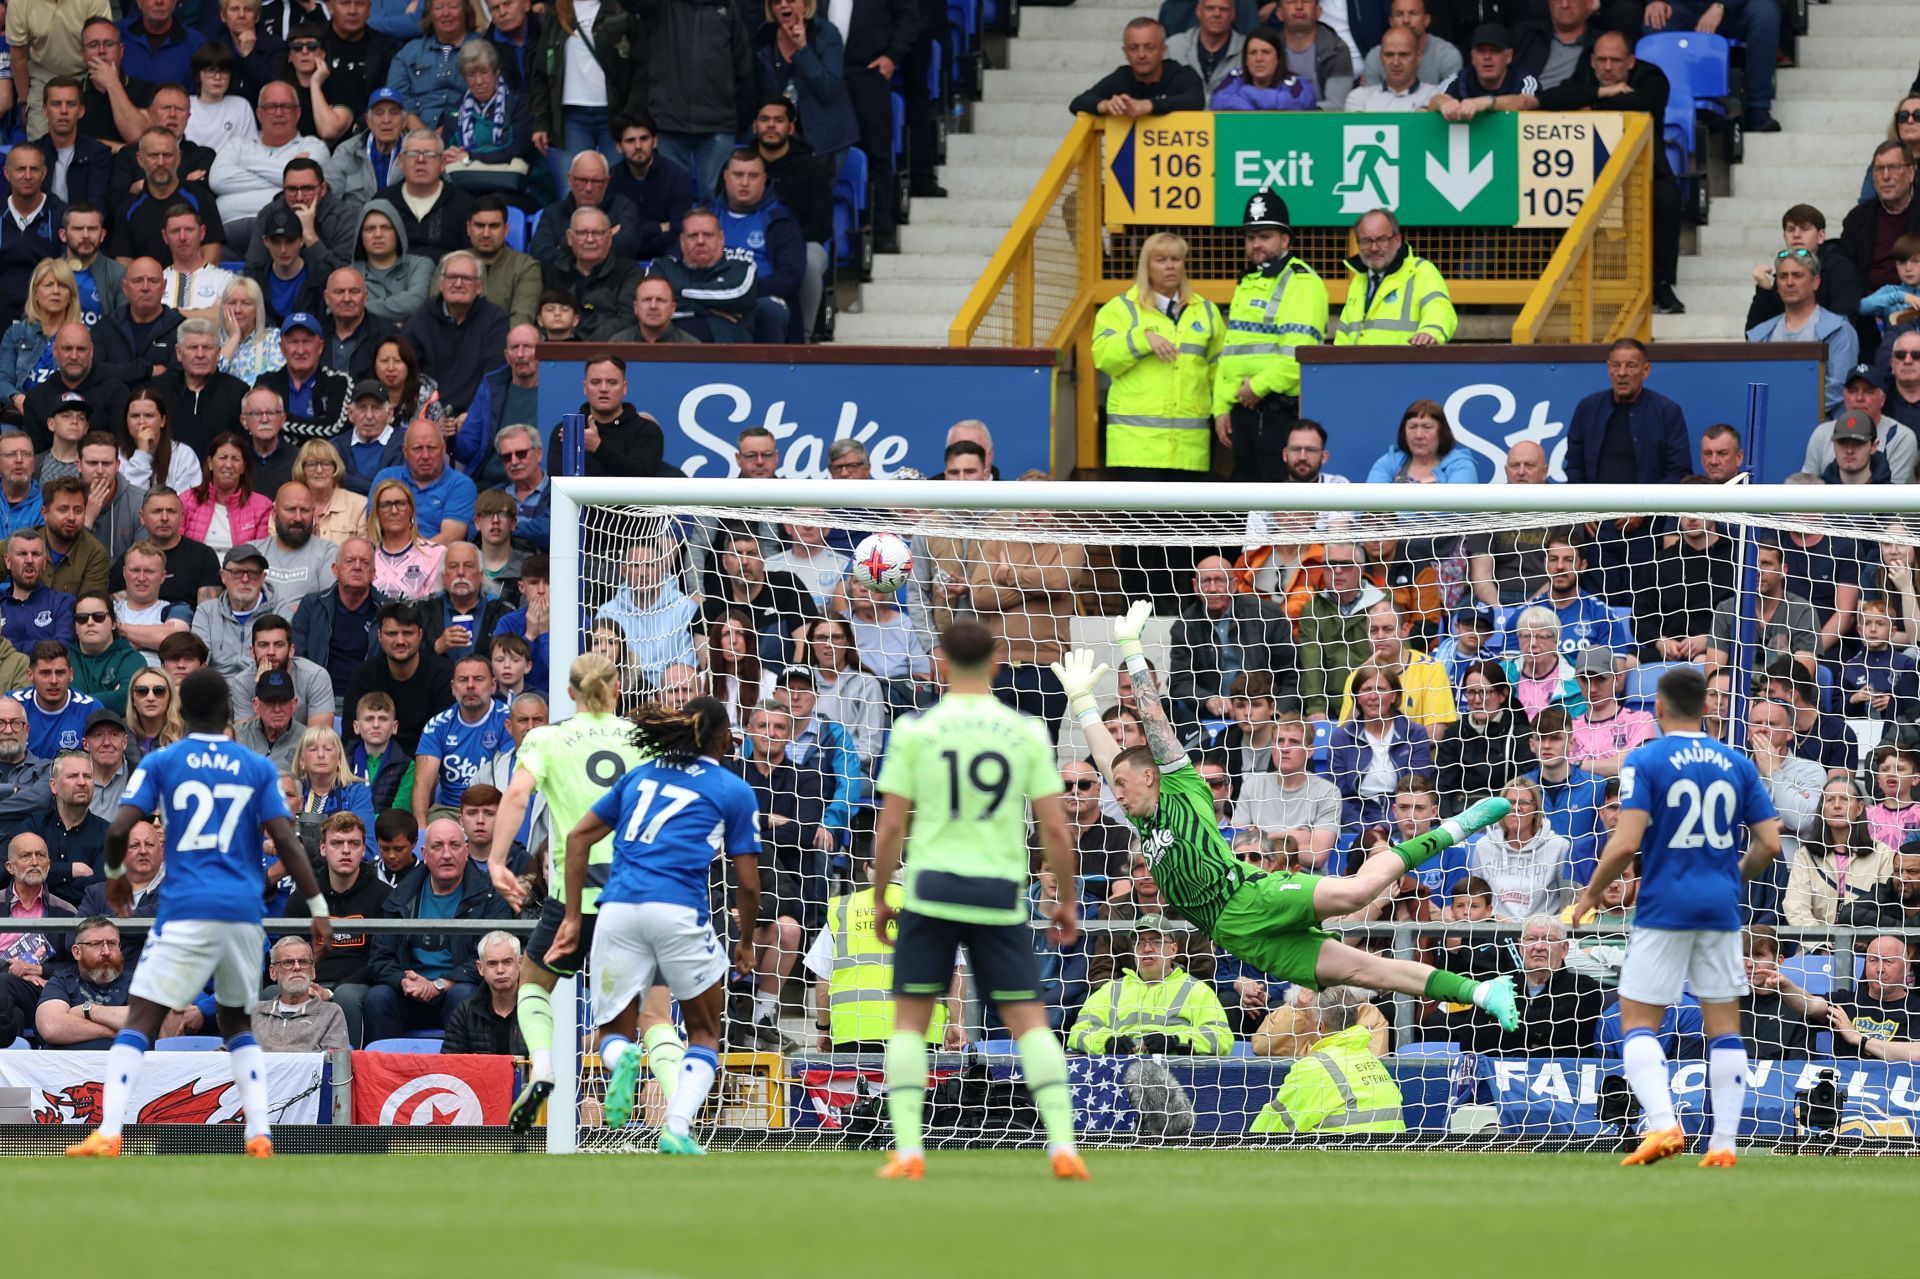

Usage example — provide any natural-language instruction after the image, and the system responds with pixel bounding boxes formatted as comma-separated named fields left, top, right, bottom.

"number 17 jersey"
left=120, top=732, right=292, bottom=927
left=516, top=712, right=647, bottom=915
left=1619, top=730, right=1777, bottom=932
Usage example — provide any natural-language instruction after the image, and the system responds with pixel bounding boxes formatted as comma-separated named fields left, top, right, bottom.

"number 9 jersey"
left=1619, top=730, right=1778, bottom=932
left=590, top=756, right=761, bottom=924
left=516, top=712, right=649, bottom=915
left=120, top=733, right=293, bottom=926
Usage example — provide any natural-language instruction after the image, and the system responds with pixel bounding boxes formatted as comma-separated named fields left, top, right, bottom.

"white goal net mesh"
left=558, top=489, right=1920, bottom=1151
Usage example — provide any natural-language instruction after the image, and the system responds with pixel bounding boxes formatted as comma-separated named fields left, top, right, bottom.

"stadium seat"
left=1392, top=1042, right=1464, bottom=1060
left=890, top=93, right=909, bottom=225
left=527, top=207, right=542, bottom=247
left=365, top=1037, right=444, bottom=1054
left=972, top=1037, right=1019, bottom=1056
left=1622, top=661, right=1698, bottom=710
left=155, top=1036, right=224, bottom=1051
left=1310, top=718, right=1333, bottom=770
left=1229, top=1040, right=1254, bottom=1058
left=5, top=1036, right=27, bottom=1050
left=1635, top=32, right=1737, bottom=164
left=834, top=147, right=873, bottom=280
left=506, top=205, right=527, bottom=253
left=1778, top=953, right=1831, bottom=997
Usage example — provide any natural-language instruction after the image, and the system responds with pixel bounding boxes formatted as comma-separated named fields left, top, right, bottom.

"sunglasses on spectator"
left=499, top=447, right=533, bottom=461
left=289, top=38, right=321, bottom=49
left=132, top=685, right=167, bottom=697
left=1900, top=111, right=1920, bottom=125
left=1067, top=778, right=1099, bottom=791
left=1775, top=248, right=1814, bottom=262
left=74, top=611, right=109, bottom=624
left=1895, top=349, right=1920, bottom=362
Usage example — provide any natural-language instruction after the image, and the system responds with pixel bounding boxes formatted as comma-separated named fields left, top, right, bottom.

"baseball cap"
left=223, top=546, right=268, bottom=570
left=351, top=377, right=387, bottom=402
left=1572, top=646, right=1617, bottom=676
left=1832, top=409, right=1876, bottom=443
left=1845, top=362, right=1877, bottom=389
left=1454, top=603, right=1497, bottom=632
left=52, top=389, right=91, bottom=417
left=778, top=665, right=818, bottom=688
left=260, top=204, right=302, bottom=240
left=281, top=311, right=323, bottom=336
left=84, top=707, right=128, bottom=735
left=1135, top=913, right=1172, bottom=937
left=367, top=87, right=405, bottom=111
left=254, top=669, right=296, bottom=702
left=1470, top=21, right=1512, bottom=48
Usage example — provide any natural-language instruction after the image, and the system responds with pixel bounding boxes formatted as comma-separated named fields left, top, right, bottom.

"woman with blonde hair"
left=366, top=478, right=446, bottom=599
left=296, top=438, right=368, bottom=545
left=217, top=277, right=284, bottom=382
left=0, top=259, right=80, bottom=417
left=293, top=725, right=378, bottom=854
left=125, top=668, right=186, bottom=758
left=1091, top=230, right=1225, bottom=479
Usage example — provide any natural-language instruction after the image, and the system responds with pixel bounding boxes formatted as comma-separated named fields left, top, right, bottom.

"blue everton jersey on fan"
left=417, top=701, right=511, bottom=808
left=120, top=733, right=292, bottom=926
left=1619, top=730, right=1777, bottom=932
left=591, top=756, right=760, bottom=921
left=11, top=687, right=99, bottom=757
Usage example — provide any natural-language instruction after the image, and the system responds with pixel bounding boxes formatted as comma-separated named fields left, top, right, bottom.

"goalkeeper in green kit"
left=1060, top=602, right=1522, bottom=1029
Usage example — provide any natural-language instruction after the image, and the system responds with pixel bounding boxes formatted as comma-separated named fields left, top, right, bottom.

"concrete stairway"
left=834, top=0, right=1142, bottom=345
left=1655, top=1, right=1918, bottom=341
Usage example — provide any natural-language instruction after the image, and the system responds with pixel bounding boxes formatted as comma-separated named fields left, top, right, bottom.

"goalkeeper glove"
left=1051, top=648, right=1109, bottom=723
left=1115, top=599, right=1153, bottom=668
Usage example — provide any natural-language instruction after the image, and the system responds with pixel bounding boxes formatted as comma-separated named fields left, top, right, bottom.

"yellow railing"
left=951, top=111, right=1655, bottom=469
left=1512, top=111, right=1655, bottom=345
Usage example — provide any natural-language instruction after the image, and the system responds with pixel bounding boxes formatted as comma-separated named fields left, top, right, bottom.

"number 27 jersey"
left=120, top=732, right=292, bottom=927
left=1619, top=730, right=1777, bottom=932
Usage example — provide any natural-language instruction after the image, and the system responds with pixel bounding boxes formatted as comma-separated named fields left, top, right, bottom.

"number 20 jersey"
left=120, top=732, right=292, bottom=927
left=590, top=757, right=761, bottom=924
left=1619, top=730, right=1778, bottom=932
left=516, top=712, right=648, bottom=915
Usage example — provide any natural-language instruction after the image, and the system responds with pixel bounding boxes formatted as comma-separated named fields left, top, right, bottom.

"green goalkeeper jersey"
left=516, top=711, right=647, bottom=914
left=1124, top=758, right=1249, bottom=934
left=875, top=693, right=1063, bottom=925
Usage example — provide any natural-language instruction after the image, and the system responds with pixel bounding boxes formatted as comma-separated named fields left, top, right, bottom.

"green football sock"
left=1424, top=968, right=1479, bottom=1005
left=1016, top=1028, right=1077, bottom=1152
left=884, top=1031, right=928, bottom=1155
left=643, top=1023, right=684, bottom=1101
left=517, top=984, right=553, bottom=1081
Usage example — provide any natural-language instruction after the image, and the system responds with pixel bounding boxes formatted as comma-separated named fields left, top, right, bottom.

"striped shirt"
left=1125, top=759, right=1247, bottom=934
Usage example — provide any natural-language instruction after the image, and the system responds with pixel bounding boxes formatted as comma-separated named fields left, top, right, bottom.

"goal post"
left=546, top=476, right=1920, bottom=1152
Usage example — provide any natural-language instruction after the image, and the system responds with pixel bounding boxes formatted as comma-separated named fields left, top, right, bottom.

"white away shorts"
left=129, top=919, right=267, bottom=1010
left=589, top=901, right=728, bottom=1024
left=1617, top=926, right=1747, bottom=1005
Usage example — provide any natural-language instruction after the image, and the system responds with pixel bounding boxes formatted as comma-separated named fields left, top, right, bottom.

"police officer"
left=1333, top=209, right=1457, bottom=347
left=1214, top=188, right=1328, bottom=483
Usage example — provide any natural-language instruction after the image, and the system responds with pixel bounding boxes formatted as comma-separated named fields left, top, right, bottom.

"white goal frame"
left=543, top=476, right=1920, bottom=1154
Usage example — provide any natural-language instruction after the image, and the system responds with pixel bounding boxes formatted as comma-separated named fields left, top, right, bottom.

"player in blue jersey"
left=66, top=669, right=329, bottom=1159
left=547, top=697, right=760, bottom=1156
left=1570, top=665, right=1782, bottom=1169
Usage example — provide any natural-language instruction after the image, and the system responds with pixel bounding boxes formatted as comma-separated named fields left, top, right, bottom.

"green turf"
left=15, top=1148, right=1915, bottom=1278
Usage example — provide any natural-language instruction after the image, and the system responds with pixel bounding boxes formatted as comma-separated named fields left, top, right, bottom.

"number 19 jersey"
left=120, top=732, right=292, bottom=927
left=1620, top=730, right=1777, bottom=932
left=874, top=694, right=1063, bottom=926
left=516, top=712, right=647, bottom=914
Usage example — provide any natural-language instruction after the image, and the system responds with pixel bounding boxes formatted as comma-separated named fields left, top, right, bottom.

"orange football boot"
left=64, top=1130, right=121, bottom=1158
left=1050, top=1151, right=1091, bottom=1181
left=1621, top=1126, right=1687, bottom=1167
left=876, top=1152, right=924, bottom=1180
left=1698, top=1149, right=1737, bottom=1169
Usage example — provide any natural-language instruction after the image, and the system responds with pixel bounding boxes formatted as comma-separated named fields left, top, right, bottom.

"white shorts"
left=1617, top=926, right=1747, bottom=1005
left=129, top=919, right=267, bottom=1010
left=589, top=901, right=728, bottom=1024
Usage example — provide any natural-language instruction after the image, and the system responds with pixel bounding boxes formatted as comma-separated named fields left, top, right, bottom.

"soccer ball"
left=851, top=532, right=912, bottom=594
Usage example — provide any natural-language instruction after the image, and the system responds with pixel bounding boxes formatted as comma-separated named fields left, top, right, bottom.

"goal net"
left=548, top=478, right=1920, bottom=1152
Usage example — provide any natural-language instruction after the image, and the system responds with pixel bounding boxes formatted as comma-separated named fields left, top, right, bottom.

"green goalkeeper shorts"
left=1210, top=871, right=1332, bottom=990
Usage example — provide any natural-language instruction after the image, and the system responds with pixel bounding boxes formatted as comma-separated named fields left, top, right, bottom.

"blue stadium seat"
left=527, top=206, right=543, bottom=247
left=1393, top=1042, right=1464, bottom=1060
left=1229, top=1040, right=1254, bottom=1058
left=365, top=1037, right=444, bottom=1054
left=1635, top=32, right=1735, bottom=166
left=834, top=148, right=873, bottom=280
left=1778, top=952, right=1832, bottom=997
left=5, top=1036, right=27, bottom=1050
left=1622, top=661, right=1697, bottom=710
left=155, top=1035, right=224, bottom=1051
left=506, top=205, right=527, bottom=253
left=1310, top=718, right=1333, bottom=771
left=971, top=1037, right=1019, bottom=1056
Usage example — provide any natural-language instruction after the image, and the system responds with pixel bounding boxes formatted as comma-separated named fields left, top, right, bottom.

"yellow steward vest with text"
left=1250, top=1023, right=1406, bottom=1133
left=827, top=884, right=946, bottom=1044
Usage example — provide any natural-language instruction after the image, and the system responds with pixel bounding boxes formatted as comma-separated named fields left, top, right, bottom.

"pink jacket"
left=180, top=485, right=274, bottom=545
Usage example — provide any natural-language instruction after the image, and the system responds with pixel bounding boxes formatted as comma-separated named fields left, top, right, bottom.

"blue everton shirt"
left=11, top=687, right=97, bottom=756
left=120, top=733, right=292, bottom=926
left=592, top=756, right=760, bottom=922
left=1619, top=731, right=1778, bottom=932
left=417, top=701, right=511, bottom=808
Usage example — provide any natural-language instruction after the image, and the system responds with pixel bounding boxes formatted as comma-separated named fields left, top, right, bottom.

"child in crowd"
left=490, top=633, right=533, bottom=700
left=536, top=289, right=583, bottom=342
left=351, top=691, right=415, bottom=813
left=1861, top=234, right=1920, bottom=329
left=1868, top=745, right=1920, bottom=853
left=1842, top=598, right=1919, bottom=721
left=186, top=43, right=258, bottom=148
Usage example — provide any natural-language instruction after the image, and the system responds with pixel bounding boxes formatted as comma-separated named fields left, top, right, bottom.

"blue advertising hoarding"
left=1300, top=344, right=1826, bottom=484
left=537, top=347, right=1056, bottom=479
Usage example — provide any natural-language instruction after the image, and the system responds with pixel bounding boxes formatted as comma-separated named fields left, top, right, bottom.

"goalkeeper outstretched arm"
left=1055, top=601, right=1186, bottom=782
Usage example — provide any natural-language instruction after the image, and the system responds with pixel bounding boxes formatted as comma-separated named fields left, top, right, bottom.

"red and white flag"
left=349, top=1052, right=513, bottom=1125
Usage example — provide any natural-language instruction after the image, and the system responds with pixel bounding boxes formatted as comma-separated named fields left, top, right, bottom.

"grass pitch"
left=14, top=1147, right=1911, bottom=1278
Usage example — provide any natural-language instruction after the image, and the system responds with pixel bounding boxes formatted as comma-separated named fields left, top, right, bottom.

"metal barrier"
left=950, top=111, right=1655, bottom=471
left=1512, top=112, right=1656, bottom=345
